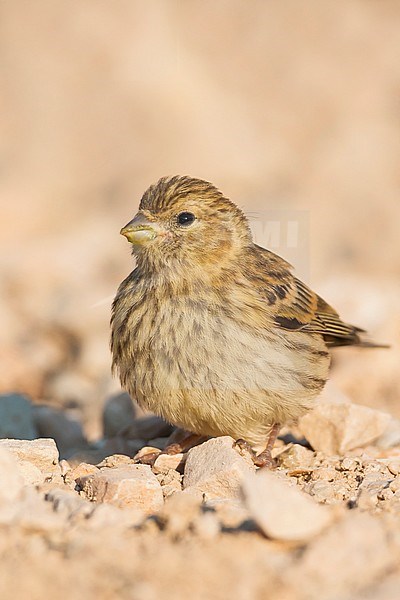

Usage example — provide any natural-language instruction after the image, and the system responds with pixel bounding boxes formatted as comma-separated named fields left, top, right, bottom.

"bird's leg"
left=253, top=423, right=281, bottom=468
left=133, top=448, right=162, bottom=466
left=234, top=424, right=281, bottom=468
left=164, top=428, right=207, bottom=454
left=134, top=428, right=206, bottom=466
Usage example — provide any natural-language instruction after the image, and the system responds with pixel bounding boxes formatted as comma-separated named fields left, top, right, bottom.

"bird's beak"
left=120, top=212, right=161, bottom=245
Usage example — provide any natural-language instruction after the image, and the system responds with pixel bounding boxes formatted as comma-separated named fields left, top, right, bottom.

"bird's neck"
left=134, top=250, right=242, bottom=297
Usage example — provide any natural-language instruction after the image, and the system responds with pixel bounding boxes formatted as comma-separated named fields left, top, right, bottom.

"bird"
left=111, top=175, right=384, bottom=467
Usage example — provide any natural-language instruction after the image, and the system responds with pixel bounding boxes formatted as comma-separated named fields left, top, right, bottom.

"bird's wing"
left=274, top=277, right=365, bottom=346
left=251, top=246, right=364, bottom=347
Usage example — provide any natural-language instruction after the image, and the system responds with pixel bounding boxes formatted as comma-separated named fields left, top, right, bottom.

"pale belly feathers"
left=117, top=294, right=330, bottom=447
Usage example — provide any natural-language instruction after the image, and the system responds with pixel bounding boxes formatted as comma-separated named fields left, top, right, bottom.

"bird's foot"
left=234, top=438, right=257, bottom=460
left=234, top=439, right=275, bottom=468
left=253, top=449, right=275, bottom=469
left=165, top=429, right=207, bottom=453
left=133, top=449, right=162, bottom=466
left=234, top=424, right=281, bottom=469
left=134, top=430, right=205, bottom=466
left=133, top=444, right=182, bottom=466
left=164, top=442, right=185, bottom=455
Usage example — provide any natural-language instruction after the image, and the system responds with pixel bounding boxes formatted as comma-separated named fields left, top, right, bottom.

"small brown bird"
left=111, top=176, right=382, bottom=466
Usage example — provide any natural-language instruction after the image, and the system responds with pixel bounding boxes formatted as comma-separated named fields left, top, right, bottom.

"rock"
left=0, top=447, right=24, bottom=504
left=33, top=405, right=87, bottom=457
left=102, top=392, right=137, bottom=438
left=45, top=488, right=94, bottom=520
left=288, top=513, right=394, bottom=597
left=133, top=446, right=162, bottom=461
left=378, top=488, right=393, bottom=502
left=299, top=401, right=391, bottom=455
left=156, top=468, right=182, bottom=498
left=59, top=459, right=71, bottom=477
left=0, top=393, right=38, bottom=440
left=158, top=491, right=203, bottom=537
left=78, top=464, right=164, bottom=513
left=64, top=462, right=98, bottom=488
left=191, top=511, right=220, bottom=540
left=340, top=457, right=361, bottom=471
left=13, top=489, right=65, bottom=534
left=183, top=437, right=255, bottom=500
left=389, top=477, right=400, bottom=492
left=363, top=459, right=391, bottom=477
left=387, top=461, right=400, bottom=476
left=306, top=480, right=338, bottom=504
left=0, top=438, right=60, bottom=484
left=242, top=470, right=335, bottom=542
left=97, top=454, right=132, bottom=468
left=17, top=462, right=45, bottom=486
left=375, top=418, right=400, bottom=449
left=277, top=444, right=315, bottom=470
left=153, top=452, right=186, bottom=474
left=356, top=472, right=393, bottom=510
left=87, top=503, right=144, bottom=529
left=205, top=498, right=251, bottom=529
left=310, top=467, right=337, bottom=482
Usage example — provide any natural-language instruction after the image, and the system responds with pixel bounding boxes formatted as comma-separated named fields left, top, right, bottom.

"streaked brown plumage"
left=111, top=176, right=381, bottom=465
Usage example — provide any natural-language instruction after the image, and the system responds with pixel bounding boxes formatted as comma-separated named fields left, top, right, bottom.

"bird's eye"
left=177, top=212, right=196, bottom=227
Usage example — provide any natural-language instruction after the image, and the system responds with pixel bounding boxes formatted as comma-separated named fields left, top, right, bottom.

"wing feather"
left=250, top=246, right=370, bottom=347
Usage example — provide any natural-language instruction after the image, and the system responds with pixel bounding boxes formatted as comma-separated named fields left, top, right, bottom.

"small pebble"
left=388, top=461, right=400, bottom=476
left=340, top=457, right=360, bottom=471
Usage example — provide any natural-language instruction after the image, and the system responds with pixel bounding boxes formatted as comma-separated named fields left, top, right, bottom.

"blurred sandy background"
left=1, top=0, right=399, bottom=439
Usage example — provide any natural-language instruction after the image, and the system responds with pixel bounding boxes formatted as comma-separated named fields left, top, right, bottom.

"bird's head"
left=120, top=176, right=252, bottom=273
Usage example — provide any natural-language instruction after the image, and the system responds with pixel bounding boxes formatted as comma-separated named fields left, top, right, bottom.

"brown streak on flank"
left=301, top=376, right=326, bottom=390
left=309, top=348, right=330, bottom=358
left=266, top=291, right=277, bottom=305
left=291, top=342, right=330, bottom=358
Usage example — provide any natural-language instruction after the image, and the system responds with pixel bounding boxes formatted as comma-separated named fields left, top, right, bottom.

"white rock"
left=17, top=461, right=44, bottom=486
left=298, top=400, right=391, bottom=455
left=205, top=498, right=250, bottom=529
left=13, top=489, right=65, bottom=533
left=153, top=452, right=185, bottom=474
left=0, top=438, right=60, bottom=483
left=0, top=393, right=37, bottom=439
left=78, top=464, right=164, bottom=513
left=45, top=488, right=94, bottom=519
left=387, top=461, right=400, bottom=476
left=242, top=470, right=335, bottom=542
left=96, top=454, right=132, bottom=468
left=192, top=511, right=220, bottom=540
left=183, top=436, right=255, bottom=500
left=87, top=503, right=144, bottom=529
left=288, top=513, right=393, bottom=597
left=375, top=418, right=400, bottom=449
left=158, top=491, right=203, bottom=537
left=277, top=444, right=315, bottom=470
left=0, top=447, right=24, bottom=504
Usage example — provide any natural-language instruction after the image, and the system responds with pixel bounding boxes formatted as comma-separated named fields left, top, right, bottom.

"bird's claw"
left=133, top=450, right=162, bottom=466
left=234, top=438, right=275, bottom=468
